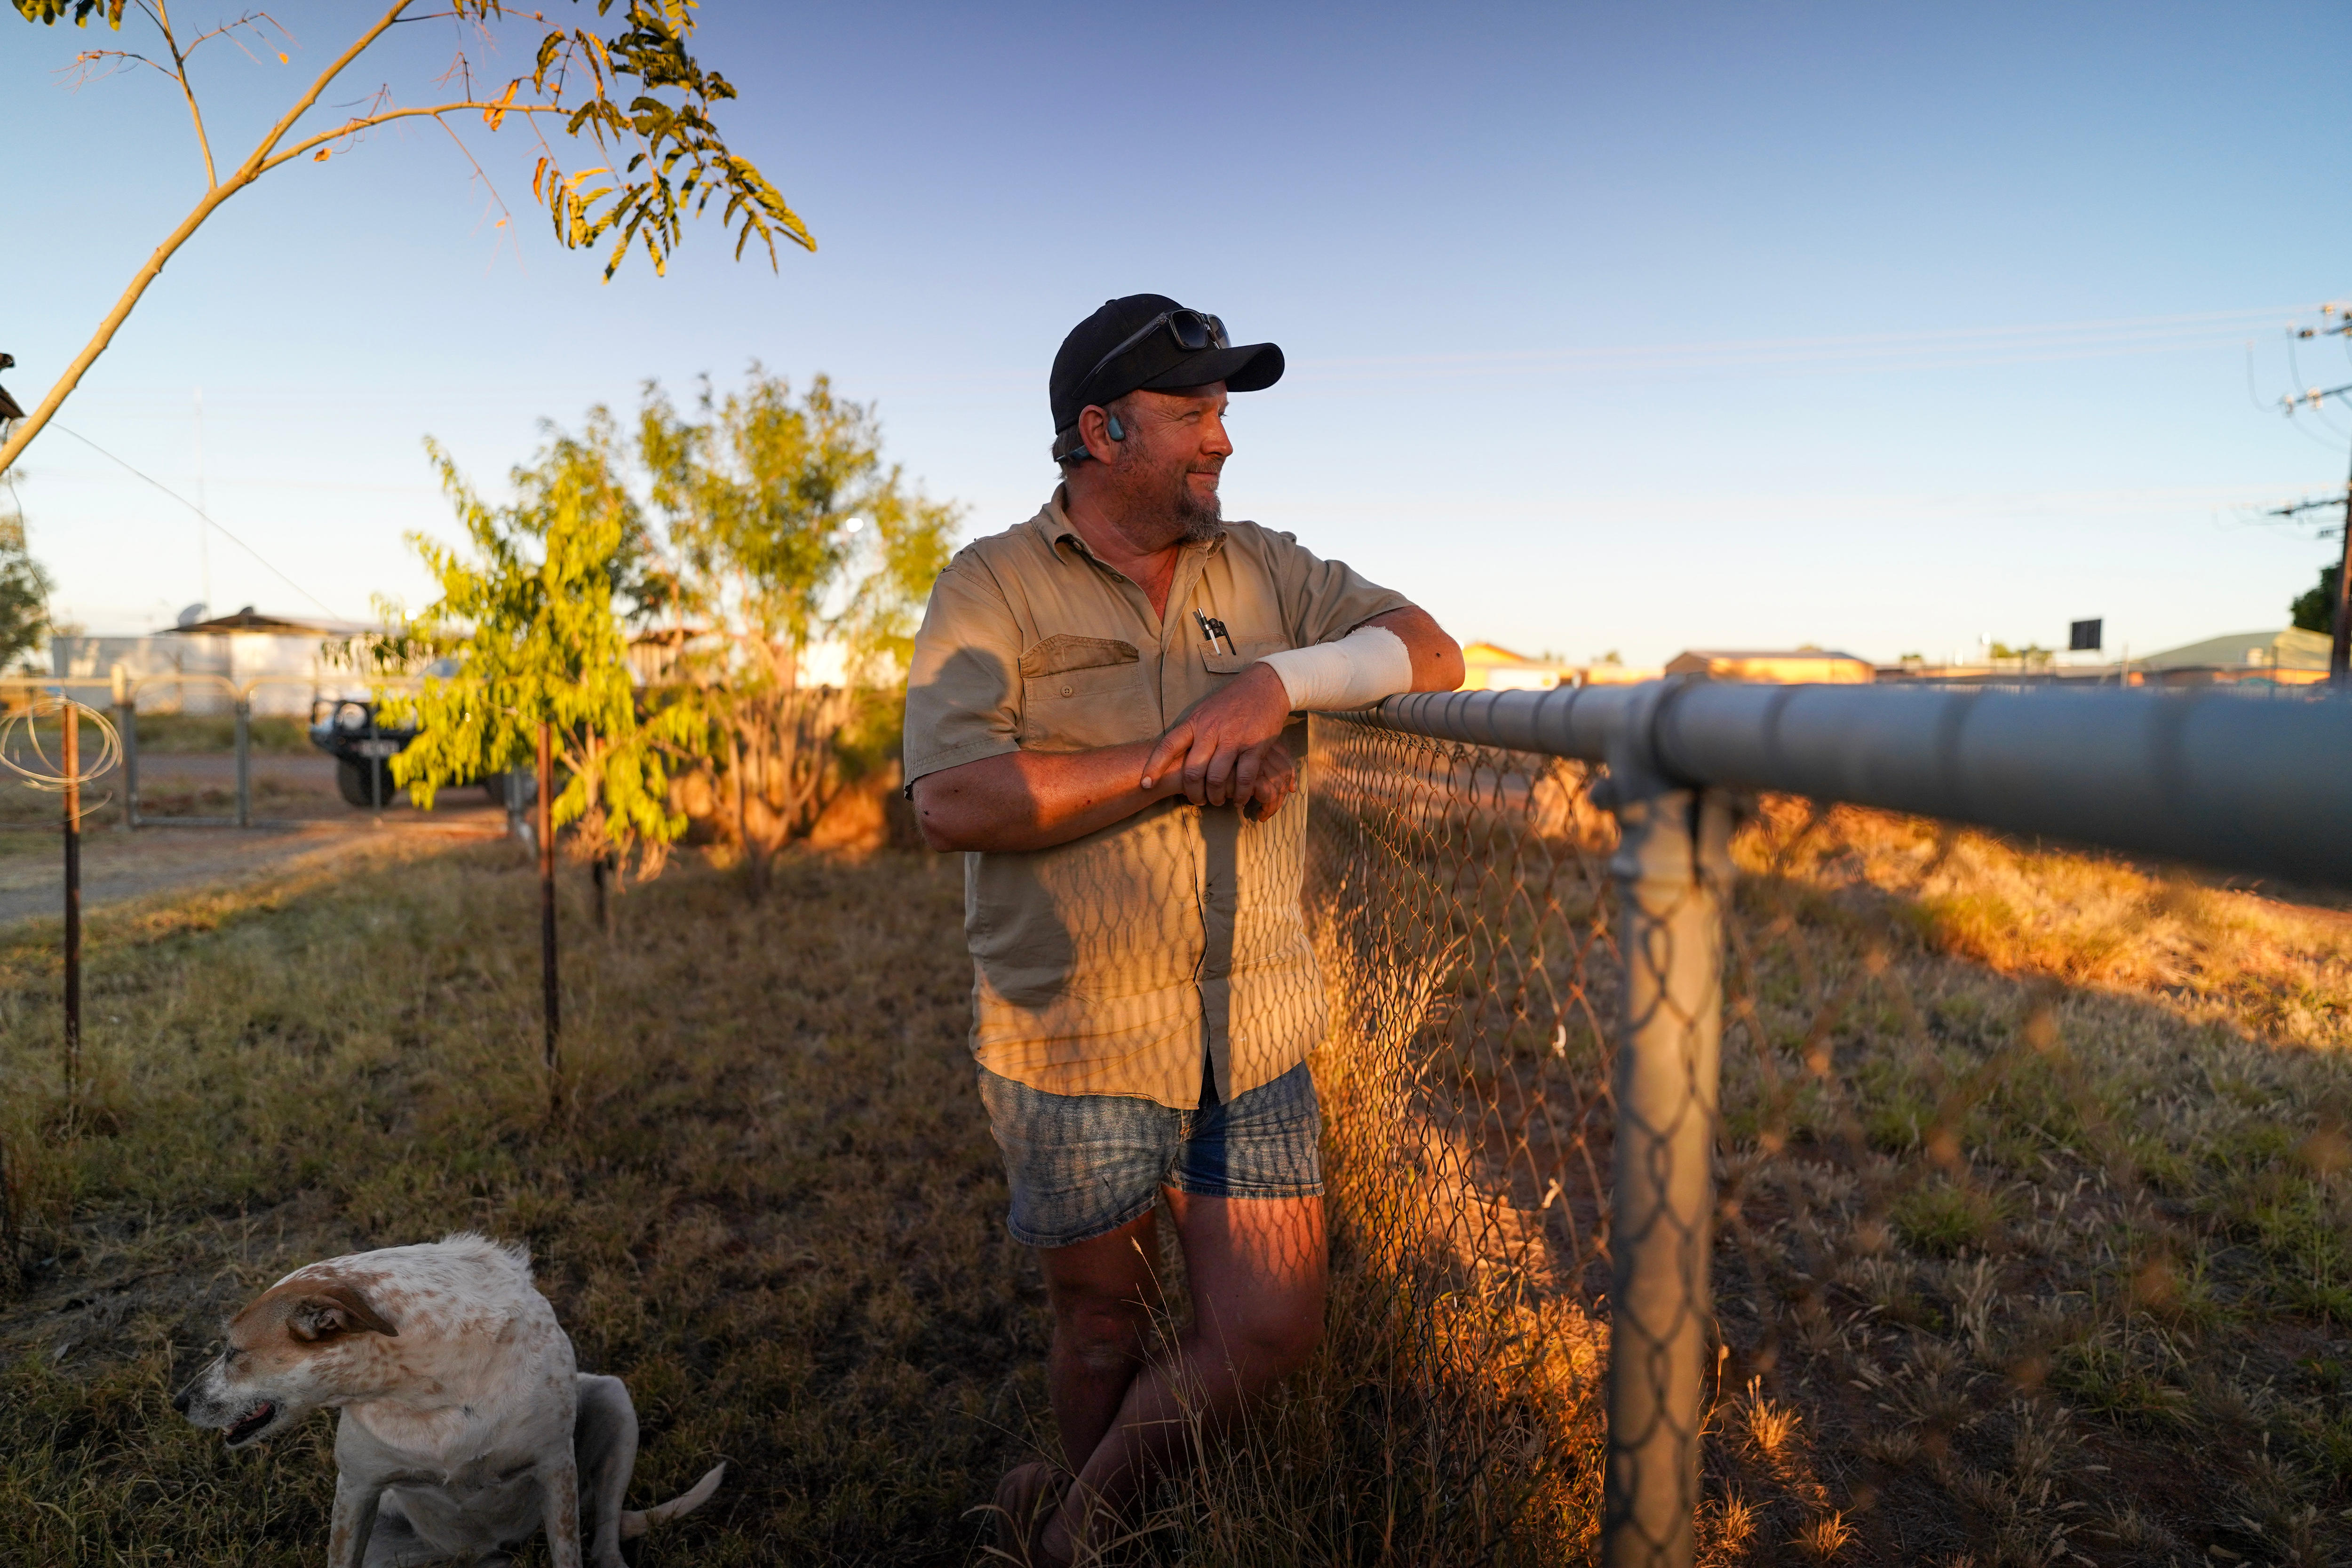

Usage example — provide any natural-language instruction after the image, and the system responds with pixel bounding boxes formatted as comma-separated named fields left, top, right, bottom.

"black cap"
left=1049, top=294, right=1284, bottom=439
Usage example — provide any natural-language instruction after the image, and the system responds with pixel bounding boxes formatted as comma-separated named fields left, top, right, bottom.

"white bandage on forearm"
left=1256, top=625, right=1414, bottom=712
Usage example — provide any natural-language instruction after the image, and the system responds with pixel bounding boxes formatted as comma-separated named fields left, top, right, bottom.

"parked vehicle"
left=308, top=698, right=534, bottom=811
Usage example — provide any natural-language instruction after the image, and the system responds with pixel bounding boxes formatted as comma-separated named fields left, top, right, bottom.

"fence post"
left=112, top=666, right=138, bottom=831
left=537, top=720, right=559, bottom=1111
left=1600, top=687, right=1734, bottom=1568
left=62, top=701, right=81, bottom=1100
left=233, top=692, right=252, bottom=829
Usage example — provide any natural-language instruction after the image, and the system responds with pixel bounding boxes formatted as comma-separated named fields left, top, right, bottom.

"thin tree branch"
left=183, top=10, right=293, bottom=69
left=431, top=114, right=519, bottom=246
left=256, top=99, right=575, bottom=175
left=3, top=1, right=803, bottom=476
left=143, top=0, right=217, bottom=187
left=239, top=0, right=415, bottom=173
left=61, top=48, right=174, bottom=87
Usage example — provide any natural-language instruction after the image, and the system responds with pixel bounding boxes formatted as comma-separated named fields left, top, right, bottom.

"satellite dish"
left=176, top=602, right=210, bottom=629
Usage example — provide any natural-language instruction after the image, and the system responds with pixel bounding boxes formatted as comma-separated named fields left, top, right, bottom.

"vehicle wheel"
left=336, top=758, right=394, bottom=808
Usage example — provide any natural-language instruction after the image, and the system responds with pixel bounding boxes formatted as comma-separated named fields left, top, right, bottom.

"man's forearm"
left=913, top=742, right=1176, bottom=854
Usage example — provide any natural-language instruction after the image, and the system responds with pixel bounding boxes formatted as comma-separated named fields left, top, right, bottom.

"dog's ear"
left=287, top=1280, right=398, bottom=1342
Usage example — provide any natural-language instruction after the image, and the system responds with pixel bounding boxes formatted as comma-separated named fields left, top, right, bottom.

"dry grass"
left=1291, top=720, right=2352, bottom=1567
left=0, top=826, right=1590, bottom=1568
left=0, top=842, right=1042, bottom=1565
left=1701, top=800, right=2352, bottom=1566
left=5, top=776, right=2352, bottom=1566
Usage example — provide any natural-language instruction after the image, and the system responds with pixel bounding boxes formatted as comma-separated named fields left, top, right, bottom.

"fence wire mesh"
left=1303, top=712, right=2352, bottom=1568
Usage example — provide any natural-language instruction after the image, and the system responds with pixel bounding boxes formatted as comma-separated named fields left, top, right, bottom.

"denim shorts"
left=976, top=1061, right=1324, bottom=1249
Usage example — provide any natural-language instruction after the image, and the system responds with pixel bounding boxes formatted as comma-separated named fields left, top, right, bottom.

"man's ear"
left=287, top=1280, right=398, bottom=1342
left=1079, top=403, right=1125, bottom=465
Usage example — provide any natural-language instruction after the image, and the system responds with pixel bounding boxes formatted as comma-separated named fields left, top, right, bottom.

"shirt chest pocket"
left=1019, top=634, right=1154, bottom=752
left=1199, top=631, right=1290, bottom=677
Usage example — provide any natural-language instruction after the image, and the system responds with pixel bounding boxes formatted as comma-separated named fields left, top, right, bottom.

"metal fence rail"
left=1305, top=680, right=2352, bottom=1567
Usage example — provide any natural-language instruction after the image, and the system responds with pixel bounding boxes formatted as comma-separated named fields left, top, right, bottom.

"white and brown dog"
left=174, top=1234, right=723, bottom=1568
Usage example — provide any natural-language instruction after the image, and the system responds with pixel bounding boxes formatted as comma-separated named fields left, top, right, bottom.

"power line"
left=44, top=422, right=348, bottom=623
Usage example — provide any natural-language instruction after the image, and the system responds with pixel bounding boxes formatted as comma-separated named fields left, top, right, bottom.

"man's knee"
left=1203, top=1299, right=1322, bottom=1382
left=1052, top=1292, right=1153, bottom=1372
left=1257, top=1305, right=1323, bottom=1375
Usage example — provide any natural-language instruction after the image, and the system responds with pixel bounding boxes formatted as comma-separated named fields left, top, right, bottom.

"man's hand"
left=1141, top=663, right=1295, bottom=810
left=914, top=728, right=1297, bottom=854
left=1239, top=737, right=1299, bottom=821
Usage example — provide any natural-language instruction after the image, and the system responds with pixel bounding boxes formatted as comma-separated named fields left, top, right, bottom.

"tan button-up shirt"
left=904, top=490, right=1409, bottom=1107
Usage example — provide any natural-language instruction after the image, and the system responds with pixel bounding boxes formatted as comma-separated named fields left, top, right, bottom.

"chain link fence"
left=1306, top=717, right=1617, bottom=1560
left=1303, top=685, right=2352, bottom=1568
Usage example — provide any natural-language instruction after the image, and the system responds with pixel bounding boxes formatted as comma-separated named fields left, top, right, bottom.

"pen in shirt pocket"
left=1192, top=608, right=1236, bottom=656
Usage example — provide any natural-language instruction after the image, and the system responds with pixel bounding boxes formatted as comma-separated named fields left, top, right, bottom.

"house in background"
left=1665, top=648, right=1875, bottom=684
left=2133, top=627, right=2329, bottom=686
left=51, top=607, right=370, bottom=715
left=1458, top=641, right=1578, bottom=691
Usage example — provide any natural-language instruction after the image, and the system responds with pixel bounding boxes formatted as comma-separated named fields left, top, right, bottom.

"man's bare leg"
left=1039, top=1209, right=1166, bottom=1473
left=1040, top=1192, right=1327, bottom=1562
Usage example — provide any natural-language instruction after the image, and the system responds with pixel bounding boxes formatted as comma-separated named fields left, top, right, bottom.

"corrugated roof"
left=163, top=606, right=347, bottom=637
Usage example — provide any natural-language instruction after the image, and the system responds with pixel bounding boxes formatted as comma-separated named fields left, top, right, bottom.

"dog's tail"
left=619, top=1461, right=726, bottom=1539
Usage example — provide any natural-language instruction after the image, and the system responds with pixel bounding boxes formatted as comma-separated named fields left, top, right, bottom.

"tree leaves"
left=362, top=369, right=951, bottom=881
left=0, top=489, right=54, bottom=670
left=11, top=0, right=128, bottom=26
left=15, top=0, right=810, bottom=284
left=372, top=414, right=703, bottom=879
left=637, top=367, right=958, bottom=683
left=481, top=78, right=520, bottom=131
left=2, top=0, right=811, bottom=479
left=518, top=0, right=815, bottom=280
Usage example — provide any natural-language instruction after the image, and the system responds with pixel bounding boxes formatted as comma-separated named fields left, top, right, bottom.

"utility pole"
left=2268, top=303, right=2352, bottom=683
left=2335, top=445, right=2351, bottom=686
left=193, top=386, right=211, bottom=617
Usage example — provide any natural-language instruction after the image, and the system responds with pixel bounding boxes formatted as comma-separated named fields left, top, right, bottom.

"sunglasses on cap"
left=1081, top=309, right=1229, bottom=393
left=1052, top=309, right=1232, bottom=463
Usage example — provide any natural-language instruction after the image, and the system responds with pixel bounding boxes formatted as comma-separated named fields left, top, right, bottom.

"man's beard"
left=1171, top=465, right=1224, bottom=543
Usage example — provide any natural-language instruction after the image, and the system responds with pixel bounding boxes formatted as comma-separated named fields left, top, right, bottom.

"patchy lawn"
left=0, top=843, right=1042, bottom=1566
left=6, top=783, right=2352, bottom=1568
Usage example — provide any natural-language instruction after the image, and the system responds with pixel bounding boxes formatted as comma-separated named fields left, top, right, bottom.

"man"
left=903, top=294, right=1463, bottom=1565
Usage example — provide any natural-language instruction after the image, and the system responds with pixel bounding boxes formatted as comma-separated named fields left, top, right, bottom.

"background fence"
left=0, top=673, right=432, bottom=828
left=1304, top=682, right=2352, bottom=1567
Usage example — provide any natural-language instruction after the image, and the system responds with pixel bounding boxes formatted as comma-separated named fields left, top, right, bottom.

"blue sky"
left=6, top=1, right=2350, bottom=666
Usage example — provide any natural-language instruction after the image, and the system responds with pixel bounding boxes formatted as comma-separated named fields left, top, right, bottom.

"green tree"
left=3, top=0, right=810, bottom=476
left=638, top=369, right=954, bottom=889
left=2291, top=563, right=2339, bottom=633
left=0, top=481, right=55, bottom=671
left=374, top=412, right=702, bottom=882
left=1988, top=640, right=2055, bottom=669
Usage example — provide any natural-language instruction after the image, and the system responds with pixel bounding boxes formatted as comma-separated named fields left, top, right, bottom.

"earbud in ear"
left=1104, top=413, right=1126, bottom=441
